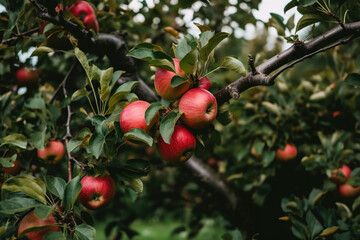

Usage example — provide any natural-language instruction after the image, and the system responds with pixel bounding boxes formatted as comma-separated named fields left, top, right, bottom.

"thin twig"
left=1, top=28, right=39, bottom=45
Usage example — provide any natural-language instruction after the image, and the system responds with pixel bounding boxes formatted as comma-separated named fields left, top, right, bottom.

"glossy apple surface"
left=79, top=174, right=115, bottom=209
left=37, top=140, right=65, bottom=164
left=331, top=164, right=351, bottom=184
left=339, top=184, right=360, bottom=198
left=69, top=1, right=99, bottom=32
left=157, top=125, right=196, bottom=163
left=18, top=210, right=59, bottom=240
left=198, top=77, right=211, bottom=90
left=16, top=68, right=39, bottom=85
left=154, top=58, right=189, bottom=100
left=276, top=144, right=297, bottom=161
left=179, top=88, right=218, bottom=129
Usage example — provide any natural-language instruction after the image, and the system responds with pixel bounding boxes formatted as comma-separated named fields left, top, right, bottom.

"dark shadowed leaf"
left=344, top=73, right=360, bottom=87
left=160, top=111, right=182, bottom=144
left=145, top=102, right=163, bottom=126
left=170, top=75, right=188, bottom=88
left=63, top=176, right=82, bottom=210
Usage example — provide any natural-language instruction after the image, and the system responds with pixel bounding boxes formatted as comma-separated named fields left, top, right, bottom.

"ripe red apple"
left=332, top=111, right=341, bottom=118
left=339, top=184, right=360, bottom=198
left=179, top=88, right=218, bottom=129
left=16, top=68, right=39, bottom=85
left=79, top=174, right=115, bottom=209
left=2, top=157, right=20, bottom=176
left=18, top=210, right=59, bottom=240
left=69, top=1, right=99, bottom=32
left=198, top=77, right=211, bottom=90
left=154, top=58, right=189, bottom=100
left=157, top=125, right=196, bottom=163
left=37, top=140, right=65, bottom=164
left=331, top=164, right=351, bottom=184
left=276, top=144, right=297, bottom=161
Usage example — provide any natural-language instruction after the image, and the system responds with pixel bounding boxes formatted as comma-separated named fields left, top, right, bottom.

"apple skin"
left=198, top=77, right=211, bottom=90
left=79, top=174, right=115, bottom=210
left=16, top=68, right=39, bottom=85
left=157, top=125, right=196, bottom=163
left=331, top=164, right=351, bottom=184
left=2, top=158, right=20, bottom=176
left=154, top=58, right=189, bottom=100
left=37, top=141, right=65, bottom=164
left=179, top=88, right=218, bottom=129
left=69, top=1, right=99, bottom=32
left=276, top=144, right=297, bottom=161
left=18, top=210, right=59, bottom=240
left=339, top=184, right=360, bottom=198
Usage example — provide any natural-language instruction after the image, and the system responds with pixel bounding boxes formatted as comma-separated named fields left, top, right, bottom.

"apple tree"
left=1, top=0, right=360, bottom=239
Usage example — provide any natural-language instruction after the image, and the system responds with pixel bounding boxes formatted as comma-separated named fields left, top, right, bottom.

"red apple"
left=79, top=174, right=115, bottom=209
left=339, top=184, right=360, bottom=198
left=207, top=157, right=217, bottom=166
left=276, top=144, right=297, bottom=161
left=18, top=210, right=59, bottom=240
left=16, top=68, right=39, bottom=85
left=198, top=77, right=211, bottom=90
left=154, top=58, right=189, bottom=100
left=331, top=164, right=351, bottom=184
left=157, top=125, right=196, bottom=163
left=37, top=140, right=65, bottom=164
left=179, top=88, right=218, bottom=129
left=69, top=1, right=99, bottom=33
left=332, top=111, right=341, bottom=118
left=2, top=157, right=20, bottom=176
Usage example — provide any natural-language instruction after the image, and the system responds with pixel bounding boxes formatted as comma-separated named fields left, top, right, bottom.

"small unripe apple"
left=79, top=174, right=115, bottom=210
left=18, top=210, right=59, bottom=240
left=2, top=157, right=20, bottom=176
left=37, top=140, right=65, bottom=164
left=339, top=184, right=360, bottom=198
left=179, top=88, right=218, bottom=129
left=198, top=77, right=211, bottom=90
left=69, top=1, right=99, bottom=32
left=16, top=68, right=39, bottom=85
left=154, top=58, right=189, bottom=100
left=157, top=125, right=196, bottom=163
left=276, top=144, right=297, bottom=161
left=331, top=164, right=351, bottom=184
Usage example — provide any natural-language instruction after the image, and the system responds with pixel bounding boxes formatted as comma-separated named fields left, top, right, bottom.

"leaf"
left=125, top=186, right=138, bottom=203
left=71, top=89, right=89, bottom=101
left=170, top=75, right=188, bottom=88
left=128, top=179, right=143, bottom=194
left=1, top=176, right=46, bottom=204
left=24, top=97, right=45, bottom=109
left=109, top=70, right=123, bottom=94
left=220, top=56, right=246, bottom=75
left=318, top=226, right=339, bottom=237
left=262, top=101, right=281, bottom=116
left=306, top=210, right=323, bottom=239
left=286, top=14, right=295, bottom=31
left=44, top=232, right=66, bottom=240
left=163, top=26, right=180, bottom=38
left=0, top=197, right=42, bottom=215
left=262, top=150, right=276, bottom=167
left=67, top=139, right=82, bottom=152
left=159, top=111, right=182, bottom=144
left=29, top=126, right=46, bottom=150
left=91, top=115, right=109, bottom=137
left=75, top=224, right=96, bottom=240
left=34, top=205, right=54, bottom=220
left=31, top=46, right=54, bottom=56
left=270, top=12, right=286, bottom=30
left=194, top=22, right=212, bottom=33
left=62, top=176, right=82, bottom=210
left=222, top=229, right=243, bottom=240
left=74, top=48, right=91, bottom=82
left=199, top=31, right=214, bottom=48
left=180, top=50, right=197, bottom=74
left=300, top=0, right=318, bottom=7
left=123, top=128, right=153, bottom=146
left=200, top=32, right=229, bottom=62
left=107, top=81, right=139, bottom=114
left=126, top=93, right=139, bottom=103
left=284, top=0, right=299, bottom=13
left=145, top=102, right=162, bottom=126
left=0, top=154, right=17, bottom=168
left=44, top=176, right=66, bottom=200
left=99, top=67, right=114, bottom=101
left=344, top=73, right=360, bottom=86
left=296, top=14, right=323, bottom=32
left=176, top=34, right=197, bottom=60
left=88, top=131, right=105, bottom=159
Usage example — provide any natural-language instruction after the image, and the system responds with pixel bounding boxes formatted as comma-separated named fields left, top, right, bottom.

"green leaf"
left=286, top=14, right=296, bottom=31
left=0, top=154, right=17, bottom=168
left=1, top=176, right=46, bottom=204
left=7, top=0, right=25, bottom=27
left=200, top=32, right=229, bottom=62
left=109, top=70, right=123, bottom=93
left=222, top=229, right=243, bottom=240
left=145, top=102, right=162, bottom=126
left=176, top=34, right=197, bottom=60
left=270, top=13, right=286, bottom=29
left=180, top=50, right=197, bottom=74
left=29, top=126, right=46, bottom=150
left=159, top=111, right=182, bottom=144
left=92, top=115, right=109, bottom=137
left=74, top=48, right=91, bottom=82
left=44, top=232, right=66, bottom=240
left=45, top=176, right=66, bottom=200
left=128, top=179, right=143, bottom=194
left=344, top=73, right=360, bottom=87
left=170, top=75, right=188, bottom=88
left=126, top=93, right=139, bottom=103
left=262, top=150, right=276, bottom=167
left=123, top=128, right=153, bottom=146
left=254, top=141, right=265, bottom=155
left=75, top=224, right=96, bottom=240
left=107, top=81, right=139, bottom=114
left=200, top=31, right=214, bottom=48
left=25, top=97, right=45, bottom=109
left=284, top=0, right=299, bottom=13
left=62, top=176, right=82, bottom=210
left=296, top=14, right=324, bottom=32
left=300, top=0, right=318, bottom=7
left=34, top=205, right=54, bottom=220
left=88, top=132, right=105, bottom=159
left=125, top=186, right=138, bottom=203
left=99, top=67, right=114, bottom=101
left=306, top=210, right=323, bottom=239
left=71, top=89, right=89, bottom=101
left=67, top=139, right=82, bottom=152
left=0, top=197, right=42, bottom=215
left=220, top=56, right=246, bottom=75
left=31, top=46, right=55, bottom=56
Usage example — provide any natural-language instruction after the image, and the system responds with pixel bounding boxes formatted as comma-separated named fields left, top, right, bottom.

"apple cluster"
left=330, top=164, right=360, bottom=198
left=119, top=58, right=217, bottom=163
left=251, top=143, right=298, bottom=162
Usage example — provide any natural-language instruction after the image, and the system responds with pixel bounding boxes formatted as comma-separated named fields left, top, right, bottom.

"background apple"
left=69, top=1, right=99, bottom=32
left=179, top=88, right=218, bottom=129
left=37, top=140, right=65, bottom=164
left=18, top=210, right=59, bottom=240
left=331, top=164, right=351, bottom=184
left=154, top=58, right=189, bottom=100
left=16, top=68, right=39, bottom=85
left=276, top=144, right=297, bottom=161
left=251, top=147, right=261, bottom=159
left=339, top=184, right=360, bottom=198
left=198, top=77, right=211, bottom=90
left=157, top=125, right=196, bottom=163
left=79, top=174, right=115, bottom=209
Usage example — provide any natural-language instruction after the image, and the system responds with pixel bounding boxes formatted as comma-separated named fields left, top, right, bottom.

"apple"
left=18, top=210, right=59, bottom=240
left=79, top=174, right=115, bottom=209
left=37, top=140, right=65, bottom=164
left=251, top=147, right=261, bottom=159
left=331, top=164, right=351, bottom=184
left=2, top=157, right=20, bottom=176
left=276, top=144, right=297, bottom=161
left=157, top=125, right=196, bottom=163
left=16, top=68, right=39, bottom=85
left=69, top=1, right=99, bottom=32
left=179, top=88, right=218, bottom=129
left=154, top=58, right=189, bottom=100
left=339, top=184, right=360, bottom=198
left=207, top=157, right=217, bottom=166
left=198, top=77, right=211, bottom=90
left=332, top=111, right=341, bottom=118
